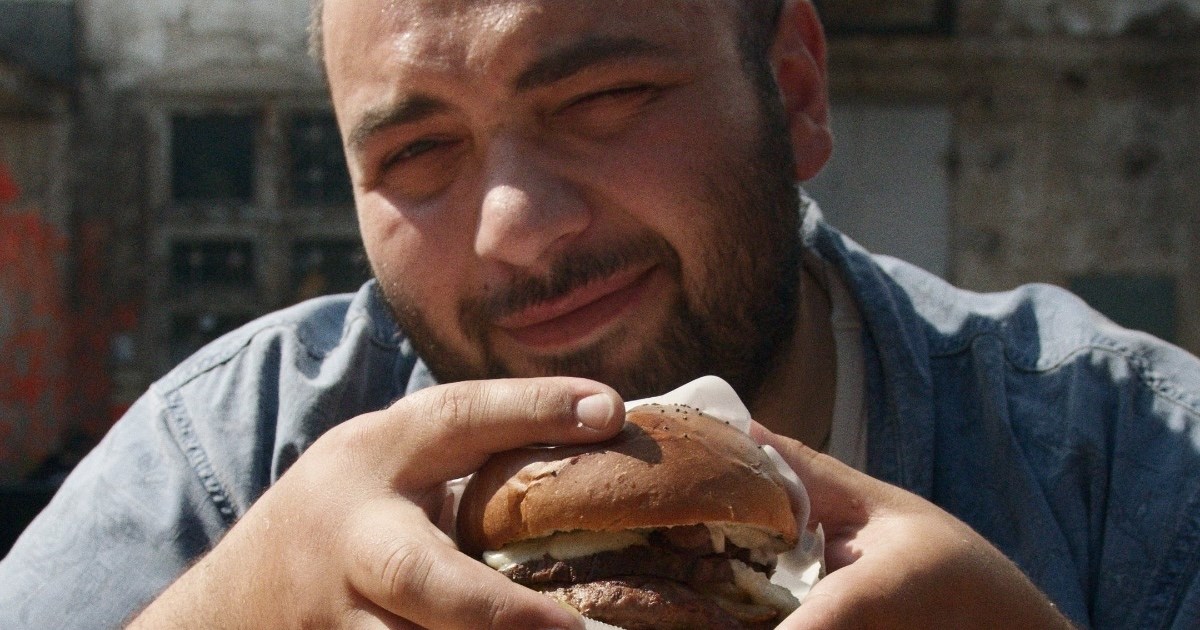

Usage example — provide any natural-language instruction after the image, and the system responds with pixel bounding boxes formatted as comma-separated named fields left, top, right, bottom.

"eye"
left=566, top=84, right=658, bottom=110
left=371, top=134, right=468, bottom=200
left=382, top=137, right=459, bottom=170
left=554, top=83, right=662, bottom=137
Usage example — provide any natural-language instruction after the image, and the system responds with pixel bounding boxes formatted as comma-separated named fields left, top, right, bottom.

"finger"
left=750, top=421, right=887, bottom=526
left=344, top=600, right=424, bottom=630
left=341, top=377, right=625, bottom=490
left=348, top=499, right=585, bottom=630
left=775, top=569, right=874, bottom=630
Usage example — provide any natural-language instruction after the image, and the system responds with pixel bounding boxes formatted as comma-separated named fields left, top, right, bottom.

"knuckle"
left=521, top=385, right=553, bottom=423
left=520, top=382, right=570, bottom=424
left=378, top=538, right=434, bottom=603
left=314, top=415, right=388, bottom=476
left=424, top=384, right=478, bottom=433
left=484, top=590, right=527, bottom=629
left=322, top=414, right=376, bottom=454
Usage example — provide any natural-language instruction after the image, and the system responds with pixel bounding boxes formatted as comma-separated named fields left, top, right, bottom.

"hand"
left=750, top=423, right=1076, bottom=630
left=129, top=378, right=624, bottom=630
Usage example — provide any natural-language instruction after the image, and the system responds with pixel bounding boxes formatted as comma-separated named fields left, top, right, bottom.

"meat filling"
left=501, top=525, right=771, bottom=588
left=503, top=525, right=783, bottom=629
left=540, top=577, right=776, bottom=630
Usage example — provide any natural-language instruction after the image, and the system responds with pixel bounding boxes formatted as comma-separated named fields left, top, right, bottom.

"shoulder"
left=876, top=254, right=1200, bottom=411
left=156, top=282, right=406, bottom=392
left=144, top=281, right=419, bottom=512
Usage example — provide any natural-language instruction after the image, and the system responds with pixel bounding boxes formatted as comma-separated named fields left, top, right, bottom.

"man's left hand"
left=751, top=423, right=1077, bottom=630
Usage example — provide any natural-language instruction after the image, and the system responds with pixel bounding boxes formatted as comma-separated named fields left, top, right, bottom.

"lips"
left=493, top=262, right=660, bottom=350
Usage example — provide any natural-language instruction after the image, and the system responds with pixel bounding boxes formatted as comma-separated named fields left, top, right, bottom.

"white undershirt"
left=812, top=257, right=869, bottom=472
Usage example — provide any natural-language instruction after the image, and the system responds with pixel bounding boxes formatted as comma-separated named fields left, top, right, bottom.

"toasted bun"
left=457, top=403, right=797, bottom=557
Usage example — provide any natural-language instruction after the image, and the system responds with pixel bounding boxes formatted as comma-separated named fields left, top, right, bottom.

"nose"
left=474, top=135, right=591, bottom=270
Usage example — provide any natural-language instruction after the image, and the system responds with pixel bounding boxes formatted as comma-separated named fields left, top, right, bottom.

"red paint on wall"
left=69, top=217, right=128, bottom=440
left=0, top=161, right=17, bottom=204
left=0, top=167, right=72, bottom=482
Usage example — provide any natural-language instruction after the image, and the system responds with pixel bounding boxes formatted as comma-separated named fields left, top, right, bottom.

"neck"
left=748, top=261, right=836, bottom=448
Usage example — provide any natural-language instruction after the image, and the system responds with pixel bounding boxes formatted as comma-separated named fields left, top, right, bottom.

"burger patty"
left=502, top=543, right=736, bottom=586
left=502, top=525, right=770, bottom=587
left=539, top=576, right=774, bottom=630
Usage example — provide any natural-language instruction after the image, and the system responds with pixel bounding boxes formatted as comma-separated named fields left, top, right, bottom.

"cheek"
left=358, top=194, right=473, bottom=322
left=583, top=122, right=747, bottom=288
left=581, top=95, right=753, bottom=237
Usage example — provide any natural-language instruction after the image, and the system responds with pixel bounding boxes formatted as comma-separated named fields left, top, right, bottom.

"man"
left=2, top=0, right=1197, bottom=627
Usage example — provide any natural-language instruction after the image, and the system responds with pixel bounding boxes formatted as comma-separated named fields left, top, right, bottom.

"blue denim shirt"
left=2, top=212, right=1198, bottom=628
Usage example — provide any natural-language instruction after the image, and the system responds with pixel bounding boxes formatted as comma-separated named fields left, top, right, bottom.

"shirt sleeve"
left=0, top=389, right=233, bottom=628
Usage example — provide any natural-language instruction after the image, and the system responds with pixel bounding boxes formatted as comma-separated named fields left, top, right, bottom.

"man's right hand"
left=128, top=378, right=625, bottom=629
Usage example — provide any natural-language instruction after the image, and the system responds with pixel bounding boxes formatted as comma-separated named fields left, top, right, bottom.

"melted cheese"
left=482, top=529, right=649, bottom=570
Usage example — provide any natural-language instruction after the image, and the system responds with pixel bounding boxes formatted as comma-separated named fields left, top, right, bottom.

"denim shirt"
left=2, top=212, right=1198, bottom=629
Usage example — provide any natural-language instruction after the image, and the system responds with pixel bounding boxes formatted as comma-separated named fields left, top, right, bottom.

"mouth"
left=493, top=262, right=661, bottom=351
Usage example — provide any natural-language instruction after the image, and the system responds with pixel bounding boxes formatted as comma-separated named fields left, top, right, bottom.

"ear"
left=770, top=0, right=833, bottom=181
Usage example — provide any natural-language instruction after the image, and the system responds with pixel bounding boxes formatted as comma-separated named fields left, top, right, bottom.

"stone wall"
left=827, top=0, right=1200, bottom=355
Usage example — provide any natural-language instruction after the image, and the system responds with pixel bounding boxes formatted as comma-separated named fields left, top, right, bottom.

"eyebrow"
left=346, top=36, right=669, bottom=153
left=514, top=36, right=668, bottom=92
left=347, top=95, right=448, bottom=152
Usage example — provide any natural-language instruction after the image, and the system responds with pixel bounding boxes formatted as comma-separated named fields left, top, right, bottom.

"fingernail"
left=574, top=393, right=616, bottom=430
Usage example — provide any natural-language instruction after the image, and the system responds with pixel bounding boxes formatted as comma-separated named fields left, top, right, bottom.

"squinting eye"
left=569, top=84, right=657, bottom=109
left=384, top=138, right=454, bottom=168
left=381, top=136, right=465, bottom=172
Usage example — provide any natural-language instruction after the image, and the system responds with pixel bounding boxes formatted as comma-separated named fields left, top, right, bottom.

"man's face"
left=324, top=0, right=803, bottom=400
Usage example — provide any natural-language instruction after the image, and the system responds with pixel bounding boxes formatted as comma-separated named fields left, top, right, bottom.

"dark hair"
left=737, top=0, right=786, bottom=60
left=308, top=0, right=786, bottom=73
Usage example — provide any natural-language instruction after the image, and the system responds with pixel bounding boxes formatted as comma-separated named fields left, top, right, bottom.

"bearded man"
left=2, top=1, right=1197, bottom=628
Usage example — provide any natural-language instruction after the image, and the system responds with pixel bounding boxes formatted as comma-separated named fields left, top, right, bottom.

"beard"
left=379, top=83, right=803, bottom=403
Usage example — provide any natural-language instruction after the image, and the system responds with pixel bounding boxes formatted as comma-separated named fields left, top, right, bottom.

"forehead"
left=323, top=0, right=740, bottom=92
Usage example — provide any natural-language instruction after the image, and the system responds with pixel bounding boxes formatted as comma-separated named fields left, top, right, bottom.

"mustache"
left=474, top=232, right=679, bottom=321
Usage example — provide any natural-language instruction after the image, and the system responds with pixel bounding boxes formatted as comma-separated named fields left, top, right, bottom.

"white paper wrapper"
left=446, top=375, right=824, bottom=629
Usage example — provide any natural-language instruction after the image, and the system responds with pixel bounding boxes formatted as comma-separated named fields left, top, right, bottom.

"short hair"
left=737, top=0, right=787, bottom=60
left=308, top=0, right=786, bottom=73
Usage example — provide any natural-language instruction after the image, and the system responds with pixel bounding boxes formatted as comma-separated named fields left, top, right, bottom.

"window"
left=288, top=112, right=353, bottom=206
left=292, top=240, right=371, bottom=303
left=170, top=240, right=257, bottom=293
left=171, top=114, right=257, bottom=202
left=147, top=100, right=364, bottom=377
left=169, top=312, right=255, bottom=367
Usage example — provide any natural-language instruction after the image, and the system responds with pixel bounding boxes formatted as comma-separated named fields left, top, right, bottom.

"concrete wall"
left=807, top=103, right=953, bottom=278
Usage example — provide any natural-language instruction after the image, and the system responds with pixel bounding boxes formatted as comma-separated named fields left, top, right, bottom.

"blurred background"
left=1, top=0, right=1198, bottom=552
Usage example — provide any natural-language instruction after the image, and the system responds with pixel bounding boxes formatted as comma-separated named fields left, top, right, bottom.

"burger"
left=456, top=403, right=803, bottom=629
